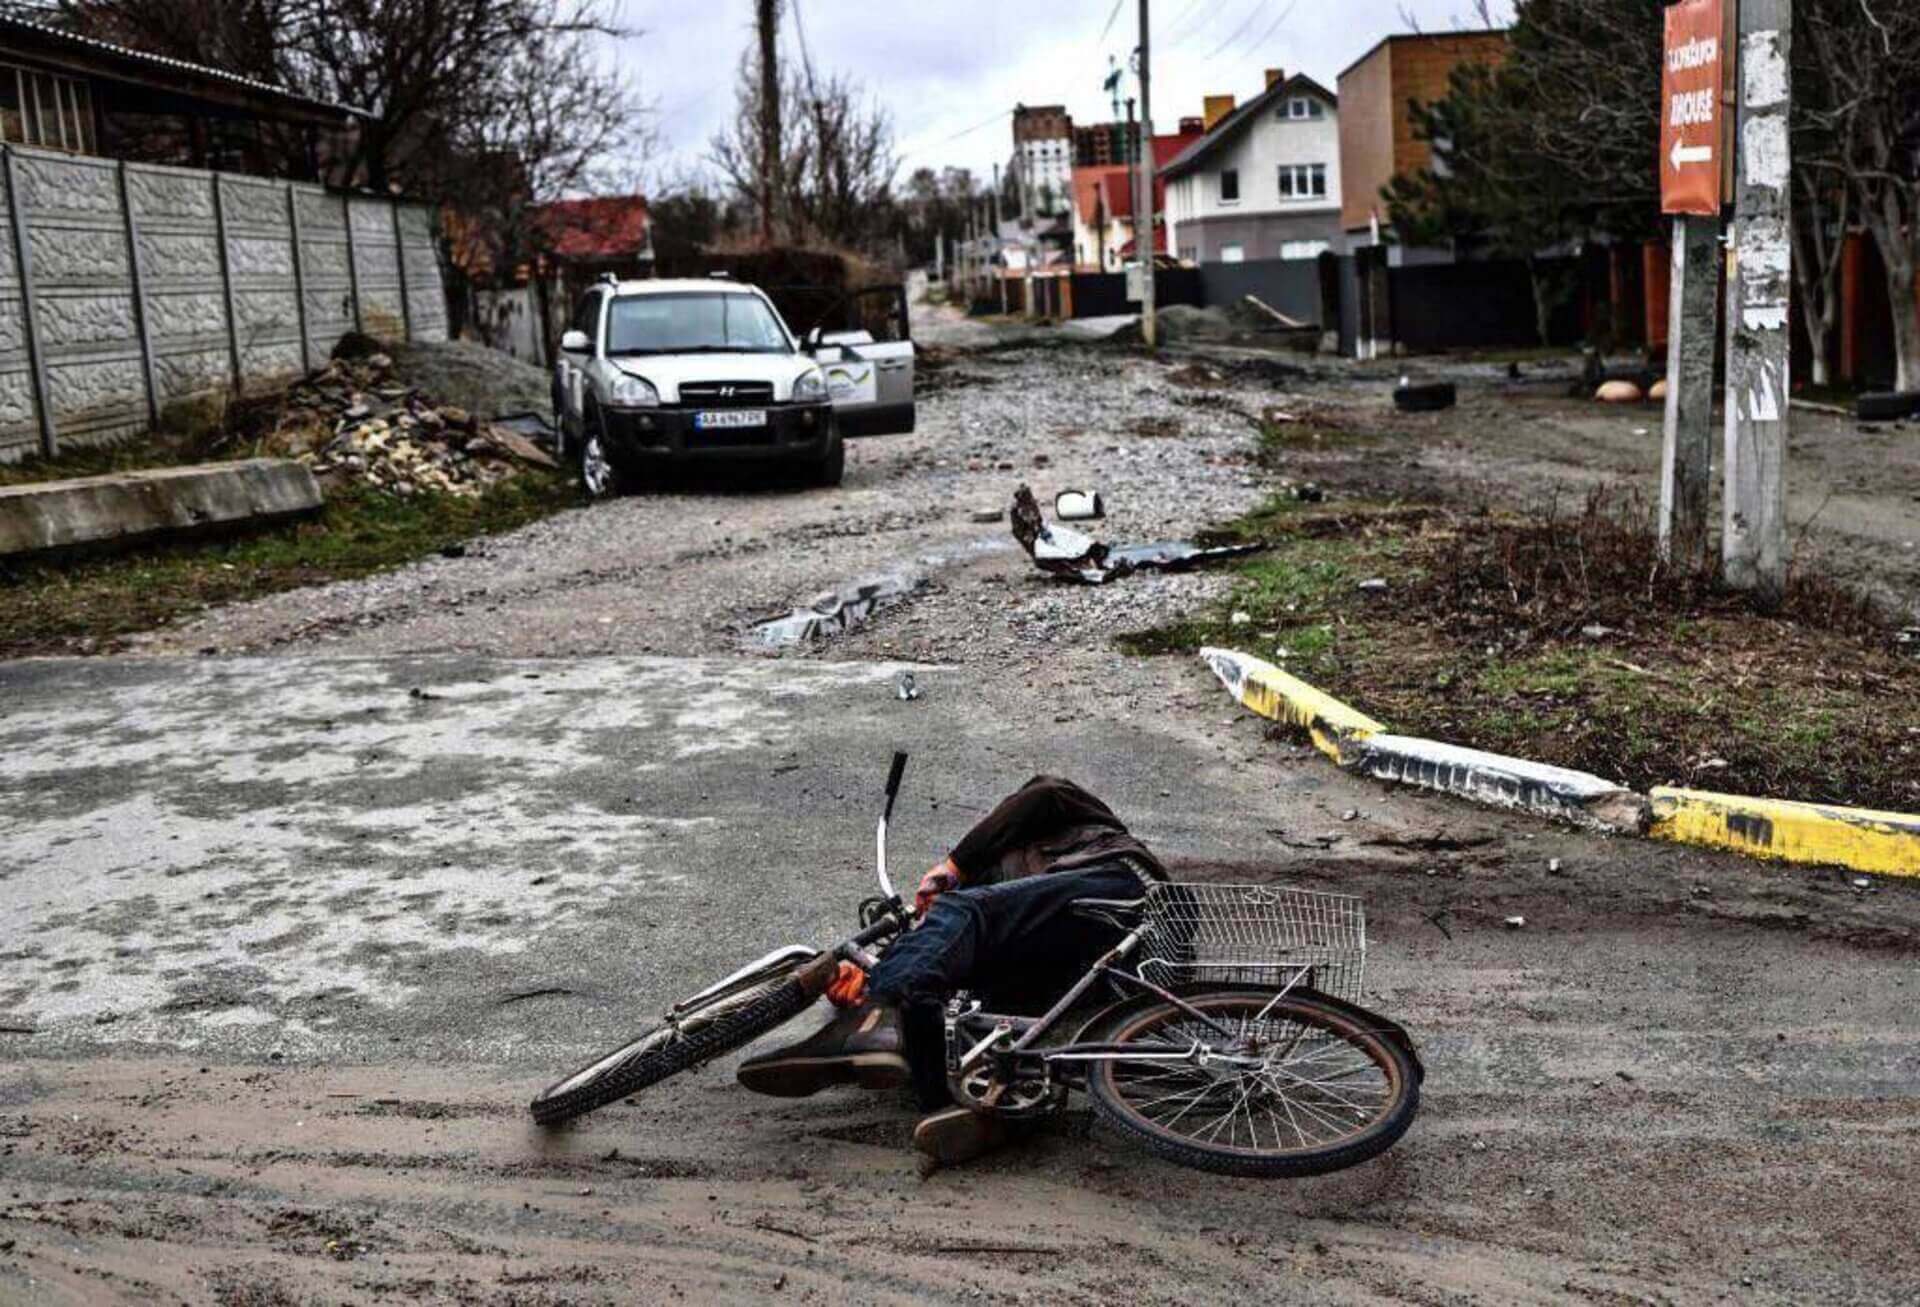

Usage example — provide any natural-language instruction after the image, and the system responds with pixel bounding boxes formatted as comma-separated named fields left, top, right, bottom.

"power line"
left=1242, top=0, right=1299, bottom=58
left=1097, top=0, right=1125, bottom=42
left=896, top=107, right=1013, bottom=162
left=1205, top=0, right=1274, bottom=60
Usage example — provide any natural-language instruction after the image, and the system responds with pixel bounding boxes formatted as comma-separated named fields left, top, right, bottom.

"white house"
left=1162, top=71, right=1343, bottom=266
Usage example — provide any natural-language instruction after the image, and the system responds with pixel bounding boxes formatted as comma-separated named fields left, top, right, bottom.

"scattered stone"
left=1547, top=857, right=1563, bottom=874
left=1504, top=915, right=1526, bottom=929
left=970, top=506, right=1003, bottom=523
left=1230, top=610, right=1252, bottom=625
left=1341, top=809, right=1358, bottom=822
left=1357, top=578, right=1388, bottom=593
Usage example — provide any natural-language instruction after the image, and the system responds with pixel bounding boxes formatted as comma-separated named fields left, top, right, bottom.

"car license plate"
left=694, top=409, right=766, bottom=430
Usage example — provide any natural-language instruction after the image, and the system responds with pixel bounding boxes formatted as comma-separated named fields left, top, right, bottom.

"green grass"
left=2, top=471, right=579, bottom=656
left=1116, top=489, right=1920, bottom=812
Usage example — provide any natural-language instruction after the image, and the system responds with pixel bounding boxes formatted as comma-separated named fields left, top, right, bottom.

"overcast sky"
left=609, top=0, right=1513, bottom=190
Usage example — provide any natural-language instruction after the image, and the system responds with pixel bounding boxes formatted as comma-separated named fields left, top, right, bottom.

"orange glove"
left=914, top=860, right=961, bottom=917
left=824, top=960, right=868, bottom=1008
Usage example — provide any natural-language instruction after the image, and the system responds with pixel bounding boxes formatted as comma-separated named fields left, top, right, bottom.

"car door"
left=555, top=288, right=603, bottom=451
left=803, top=285, right=915, bottom=437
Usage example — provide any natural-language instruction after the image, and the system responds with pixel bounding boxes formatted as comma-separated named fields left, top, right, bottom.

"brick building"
left=1336, top=31, right=1507, bottom=245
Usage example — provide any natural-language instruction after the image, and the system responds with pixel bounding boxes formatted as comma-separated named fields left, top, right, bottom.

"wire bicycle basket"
left=1135, top=883, right=1367, bottom=1006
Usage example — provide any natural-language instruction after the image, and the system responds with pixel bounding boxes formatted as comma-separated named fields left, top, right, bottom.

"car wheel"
left=806, top=432, right=845, bottom=488
left=579, top=403, right=626, bottom=500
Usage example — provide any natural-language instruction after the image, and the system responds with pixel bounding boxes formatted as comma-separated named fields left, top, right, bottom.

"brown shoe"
left=912, top=1106, right=1011, bottom=1167
left=735, top=1002, right=909, bottom=1098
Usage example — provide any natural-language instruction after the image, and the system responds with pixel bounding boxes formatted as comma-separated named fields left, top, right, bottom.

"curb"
left=1200, top=648, right=1919, bottom=876
left=1650, top=788, right=1920, bottom=877
left=1348, top=734, right=1647, bottom=834
left=1199, top=647, right=1382, bottom=762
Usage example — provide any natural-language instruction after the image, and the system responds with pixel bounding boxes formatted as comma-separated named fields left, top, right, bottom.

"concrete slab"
left=0, top=458, right=321, bottom=557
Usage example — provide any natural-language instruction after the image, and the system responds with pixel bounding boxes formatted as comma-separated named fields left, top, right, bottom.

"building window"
left=1219, top=169, right=1239, bottom=203
left=1283, top=97, right=1324, bottom=120
left=0, top=65, right=94, bottom=153
left=1277, top=163, right=1328, bottom=199
left=1281, top=240, right=1330, bottom=260
left=1220, top=243, right=1245, bottom=264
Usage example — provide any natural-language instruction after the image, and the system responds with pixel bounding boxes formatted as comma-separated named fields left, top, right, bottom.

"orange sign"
left=1661, top=0, right=1725, bottom=215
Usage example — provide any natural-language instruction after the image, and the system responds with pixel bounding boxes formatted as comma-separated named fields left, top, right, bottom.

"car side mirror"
left=803, top=326, right=824, bottom=352
left=560, top=329, right=591, bottom=354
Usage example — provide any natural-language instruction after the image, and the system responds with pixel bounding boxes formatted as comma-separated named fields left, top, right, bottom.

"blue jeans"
left=869, top=862, right=1147, bottom=1011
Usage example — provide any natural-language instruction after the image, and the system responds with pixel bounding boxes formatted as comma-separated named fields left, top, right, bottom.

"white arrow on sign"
left=1670, top=136, right=1713, bottom=171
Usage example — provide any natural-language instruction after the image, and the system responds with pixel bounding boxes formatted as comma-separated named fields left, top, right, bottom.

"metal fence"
left=0, top=143, right=448, bottom=463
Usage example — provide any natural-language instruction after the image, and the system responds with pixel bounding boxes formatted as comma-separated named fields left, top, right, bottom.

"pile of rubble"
left=275, top=353, right=554, bottom=498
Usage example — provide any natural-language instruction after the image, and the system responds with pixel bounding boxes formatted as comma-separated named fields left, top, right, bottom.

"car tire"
left=1394, top=381, right=1456, bottom=413
left=805, top=432, right=845, bottom=488
left=1856, top=391, right=1920, bottom=422
left=578, top=401, right=629, bottom=500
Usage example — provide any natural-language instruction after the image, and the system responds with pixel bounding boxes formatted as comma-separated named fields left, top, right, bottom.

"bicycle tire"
left=1084, top=988, right=1419, bottom=1178
left=530, top=977, right=814, bottom=1126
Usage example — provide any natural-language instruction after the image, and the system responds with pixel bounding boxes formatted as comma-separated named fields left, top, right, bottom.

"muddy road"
left=5, top=311, right=1919, bottom=1303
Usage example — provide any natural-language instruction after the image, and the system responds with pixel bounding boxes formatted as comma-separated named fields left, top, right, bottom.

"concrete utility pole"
left=1659, top=216, right=1719, bottom=567
left=1722, top=0, right=1791, bottom=602
left=756, top=0, right=781, bottom=248
left=1137, top=0, right=1157, bottom=347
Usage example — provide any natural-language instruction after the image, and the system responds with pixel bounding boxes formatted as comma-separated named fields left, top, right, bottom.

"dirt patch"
left=1124, top=490, right=1920, bottom=812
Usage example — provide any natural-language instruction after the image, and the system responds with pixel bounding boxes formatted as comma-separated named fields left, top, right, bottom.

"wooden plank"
left=1721, top=0, right=1791, bottom=601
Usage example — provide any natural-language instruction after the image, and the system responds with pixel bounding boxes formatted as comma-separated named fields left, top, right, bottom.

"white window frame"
left=1283, top=97, right=1325, bottom=121
left=1219, top=243, right=1246, bottom=264
left=1277, top=163, right=1328, bottom=201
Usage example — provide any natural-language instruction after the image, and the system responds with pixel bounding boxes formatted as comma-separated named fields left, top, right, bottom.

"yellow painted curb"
left=1650, top=788, right=1920, bottom=877
left=1198, top=647, right=1384, bottom=762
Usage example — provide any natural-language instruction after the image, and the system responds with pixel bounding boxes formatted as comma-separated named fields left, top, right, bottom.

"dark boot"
left=912, top=1105, right=1013, bottom=1168
left=736, top=1001, right=909, bottom=1098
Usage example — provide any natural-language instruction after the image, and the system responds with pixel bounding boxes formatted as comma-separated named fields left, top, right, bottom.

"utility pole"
left=1137, top=0, right=1157, bottom=348
left=1722, top=0, right=1791, bottom=602
left=1656, top=0, right=1728, bottom=568
left=1123, top=96, right=1136, bottom=274
left=756, top=0, right=781, bottom=248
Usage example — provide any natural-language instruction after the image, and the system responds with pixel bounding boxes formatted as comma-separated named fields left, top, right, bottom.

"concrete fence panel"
left=0, top=144, right=450, bottom=464
left=18, top=150, right=145, bottom=450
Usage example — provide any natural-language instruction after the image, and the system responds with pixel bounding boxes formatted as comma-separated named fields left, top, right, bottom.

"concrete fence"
left=0, top=144, right=448, bottom=463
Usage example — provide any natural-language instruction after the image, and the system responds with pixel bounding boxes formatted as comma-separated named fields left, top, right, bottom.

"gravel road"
left=6, top=303, right=1918, bottom=1303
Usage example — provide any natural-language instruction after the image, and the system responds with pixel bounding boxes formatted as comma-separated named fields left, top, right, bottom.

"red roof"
left=530, top=195, right=651, bottom=260
left=1152, top=127, right=1203, bottom=168
left=1072, top=165, right=1130, bottom=225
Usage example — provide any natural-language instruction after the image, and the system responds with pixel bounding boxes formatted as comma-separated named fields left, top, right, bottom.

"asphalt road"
left=5, top=651, right=1919, bottom=1304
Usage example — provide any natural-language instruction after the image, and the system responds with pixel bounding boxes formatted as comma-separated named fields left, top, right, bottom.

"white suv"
left=553, top=277, right=842, bottom=493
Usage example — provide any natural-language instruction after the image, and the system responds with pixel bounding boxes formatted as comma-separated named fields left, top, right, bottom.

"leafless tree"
left=1800, top=0, right=1920, bottom=390
left=708, top=51, right=897, bottom=251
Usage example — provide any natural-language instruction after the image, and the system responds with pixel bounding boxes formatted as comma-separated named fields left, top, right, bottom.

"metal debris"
left=895, top=671, right=921, bottom=701
left=1009, top=484, right=1260, bottom=585
left=749, top=572, right=924, bottom=647
left=1055, top=489, right=1105, bottom=521
left=1504, top=915, right=1527, bottom=930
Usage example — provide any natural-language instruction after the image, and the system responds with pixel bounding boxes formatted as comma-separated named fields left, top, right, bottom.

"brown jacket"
left=948, top=775, right=1166, bottom=886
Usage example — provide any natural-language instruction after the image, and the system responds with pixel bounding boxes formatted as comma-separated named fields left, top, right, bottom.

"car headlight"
left=607, top=373, right=659, bottom=408
left=792, top=368, right=827, bottom=403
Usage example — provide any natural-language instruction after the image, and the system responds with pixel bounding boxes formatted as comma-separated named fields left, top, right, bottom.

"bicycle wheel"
left=530, top=974, right=814, bottom=1126
left=1083, top=988, right=1419, bottom=1178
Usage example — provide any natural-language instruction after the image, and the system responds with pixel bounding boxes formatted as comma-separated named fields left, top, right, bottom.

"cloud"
left=616, top=0, right=1512, bottom=190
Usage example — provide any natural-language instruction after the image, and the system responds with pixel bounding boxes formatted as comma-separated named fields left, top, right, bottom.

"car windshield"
left=605, top=292, right=791, bottom=356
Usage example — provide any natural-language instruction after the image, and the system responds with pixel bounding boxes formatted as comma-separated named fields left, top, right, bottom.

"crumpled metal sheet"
left=749, top=572, right=923, bottom=647
left=1009, top=484, right=1260, bottom=585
